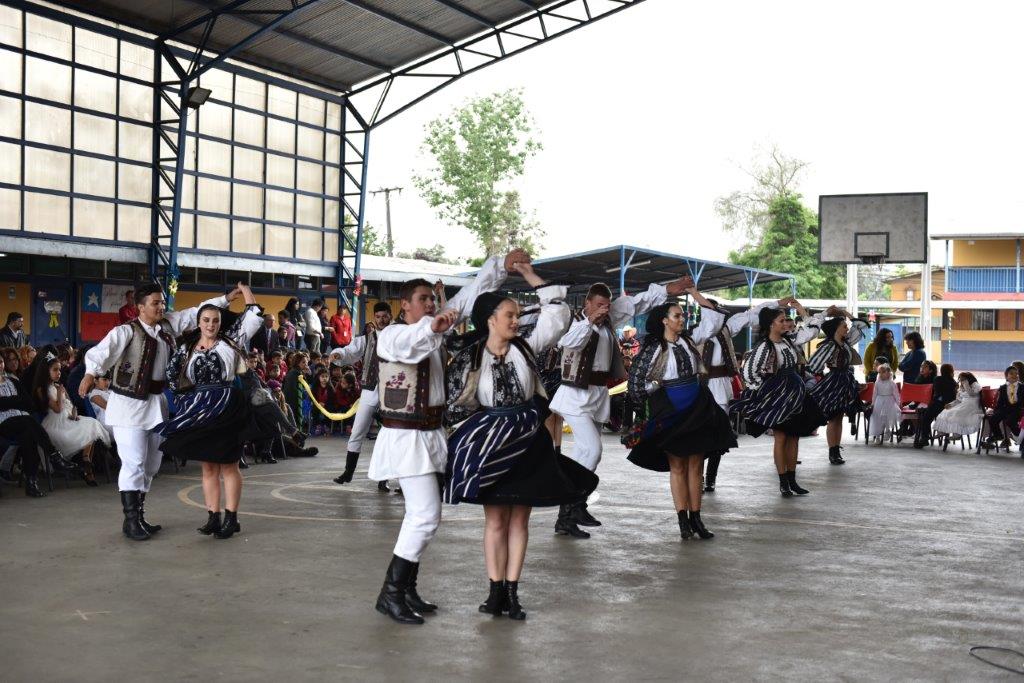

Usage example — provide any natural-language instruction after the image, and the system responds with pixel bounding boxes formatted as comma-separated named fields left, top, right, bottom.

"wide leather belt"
left=381, top=406, right=445, bottom=431
left=588, top=371, right=610, bottom=386
left=707, top=366, right=733, bottom=379
left=148, top=380, right=167, bottom=395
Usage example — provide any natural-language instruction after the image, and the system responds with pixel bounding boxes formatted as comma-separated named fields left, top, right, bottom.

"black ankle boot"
left=786, top=470, right=809, bottom=495
left=677, top=509, right=694, bottom=539
left=121, top=491, right=150, bottom=541
left=555, top=503, right=590, bottom=539
left=377, top=480, right=390, bottom=493
left=24, top=477, right=44, bottom=498
left=828, top=445, right=846, bottom=465
left=138, top=492, right=162, bottom=534
left=238, top=456, right=250, bottom=470
left=334, top=451, right=359, bottom=484
left=478, top=580, right=507, bottom=616
left=214, top=510, right=240, bottom=539
left=573, top=501, right=601, bottom=527
left=505, top=581, right=526, bottom=621
left=689, top=510, right=714, bottom=539
left=704, top=476, right=716, bottom=493
left=259, top=444, right=277, bottom=464
left=197, top=510, right=221, bottom=535
left=375, top=555, right=424, bottom=625
left=405, top=562, right=437, bottom=613
left=779, top=473, right=793, bottom=497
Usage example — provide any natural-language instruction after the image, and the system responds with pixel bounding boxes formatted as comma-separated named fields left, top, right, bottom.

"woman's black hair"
left=285, top=297, right=300, bottom=312
left=919, top=360, right=937, bottom=376
left=821, top=317, right=844, bottom=341
left=872, top=327, right=894, bottom=349
left=903, top=331, right=925, bottom=350
left=940, top=363, right=954, bottom=378
left=448, top=292, right=514, bottom=353
left=756, top=307, right=785, bottom=339
left=959, top=371, right=978, bottom=385
left=175, top=304, right=241, bottom=352
left=30, top=346, right=61, bottom=413
left=640, top=302, right=681, bottom=352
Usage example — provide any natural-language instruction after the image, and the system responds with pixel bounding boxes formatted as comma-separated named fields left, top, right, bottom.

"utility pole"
left=371, top=186, right=402, bottom=257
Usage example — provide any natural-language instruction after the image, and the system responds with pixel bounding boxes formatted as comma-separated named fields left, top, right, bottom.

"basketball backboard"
left=818, top=192, right=928, bottom=264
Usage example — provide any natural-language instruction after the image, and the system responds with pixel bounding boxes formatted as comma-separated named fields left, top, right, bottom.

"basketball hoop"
left=858, top=252, right=886, bottom=265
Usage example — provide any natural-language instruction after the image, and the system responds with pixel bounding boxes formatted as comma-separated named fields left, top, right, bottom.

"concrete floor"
left=2, top=426, right=1022, bottom=682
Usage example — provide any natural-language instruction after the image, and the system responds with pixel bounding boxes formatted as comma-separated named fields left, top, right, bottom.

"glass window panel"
left=297, top=94, right=324, bottom=126
left=119, top=80, right=152, bottom=121
left=233, top=109, right=263, bottom=147
left=73, top=198, right=114, bottom=239
left=265, top=189, right=293, bottom=223
left=74, top=156, right=115, bottom=197
left=73, top=112, right=116, bottom=155
left=0, top=6, right=22, bottom=47
left=178, top=174, right=196, bottom=210
left=197, top=138, right=231, bottom=177
left=120, top=42, right=153, bottom=81
left=296, top=228, right=321, bottom=260
left=232, top=183, right=263, bottom=219
left=0, top=96, right=20, bottom=138
left=75, top=29, right=117, bottom=72
left=266, top=118, right=294, bottom=154
left=325, top=167, right=340, bottom=197
left=325, top=133, right=341, bottom=165
left=197, top=177, right=230, bottom=214
left=198, top=102, right=231, bottom=139
left=25, top=102, right=69, bottom=146
left=297, top=126, right=324, bottom=160
left=182, top=135, right=197, bottom=171
left=26, top=57, right=71, bottom=104
left=296, top=195, right=322, bottom=227
left=324, top=200, right=339, bottom=230
left=0, top=142, right=19, bottom=184
left=25, top=191, right=69, bottom=234
left=0, top=188, right=19, bottom=229
left=117, top=162, right=150, bottom=202
left=323, top=231, right=338, bottom=262
left=26, top=15, right=71, bottom=61
left=117, top=204, right=150, bottom=243
left=233, top=147, right=263, bottom=183
left=25, top=148, right=70, bottom=191
left=266, top=153, right=294, bottom=188
left=0, top=50, right=21, bottom=93
left=232, top=220, right=261, bottom=254
left=235, top=76, right=264, bottom=110
left=118, top=122, right=151, bottom=162
left=74, top=68, right=116, bottom=114
left=199, top=69, right=233, bottom=104
left=267, top=85, right=296, bottom=118
left=177, top=213, right=195, bottom=248
left=265, top=225, right=293, bottom=258
left=326, top=102, right=341, bottom=130
left=197, top=215, right=229, bottom=251
left=296, top=161, right=322, bottom=194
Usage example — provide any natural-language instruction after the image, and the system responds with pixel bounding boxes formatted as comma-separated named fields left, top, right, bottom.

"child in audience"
left=985, top=365, right=1023, bottom=448
left=933, top=371, right=983, bottom=441
left=88, top=373, right=113, bottom=437
left=868, top=364, right=901, bottom=443
left=310, top=368, right=332, bottom=436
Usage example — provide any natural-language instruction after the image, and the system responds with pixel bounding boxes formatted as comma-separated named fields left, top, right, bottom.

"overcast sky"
left=361, top=0, right=1024, bottom=265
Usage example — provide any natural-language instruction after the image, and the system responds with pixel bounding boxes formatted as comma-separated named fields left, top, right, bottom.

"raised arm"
left=376, top=316, right=445, bottom=364
left=685, top=284, right=726, bottom=345
left=445, top=251, right=517, bottom=324
left=521, top=284, right=571, bottom=354
left=793, top=308, right=825, bottom=346
left=727, top=299, right=789, bottom=336
left=166, top=290, right=235, bottom=336
left=846, top=318, right=870, bottom=346
left=609, top=283, right=667, bottom=329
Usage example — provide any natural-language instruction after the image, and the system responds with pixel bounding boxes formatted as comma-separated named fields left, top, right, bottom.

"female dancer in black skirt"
left=159, top=283, right=262, bottom=539
left=444, top=261, right=597, bottom=620
left=806, top=310, right=869, bottom=465
left=626, top=287, right=736, bottom=541
left=730, top=300, right=826, bottom=496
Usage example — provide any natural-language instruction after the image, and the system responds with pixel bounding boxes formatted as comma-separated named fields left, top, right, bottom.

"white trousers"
left=563, top=414, right=603, bottom=473
left=346, top=389, right=379, bottom=455
left=113, top=427, right=163, bottom=492
left=393, top=473, right=442, bottom=563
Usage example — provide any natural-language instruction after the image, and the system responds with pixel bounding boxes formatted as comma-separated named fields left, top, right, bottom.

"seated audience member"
left=914, top=363, right=959, bottom=448
left=268, top=381, right=318, bottom=458
left=88, top=372, right=112, bottom=430
left=282, top=353, right=310, bottom=430
left=1, top=347, right=18, bottom=379
left=933, top=371, right=983, bottom=439
left=310, top=368, right=332, bottom=436
left=985, top=366, right=1023, bottom=447
left=911, top=360, right=937, bottom=385
left=277, top=310, right=297, bottom=350
left=17, top=345, right=36, bottom=381
left=898, top=331, right=927, bottom=382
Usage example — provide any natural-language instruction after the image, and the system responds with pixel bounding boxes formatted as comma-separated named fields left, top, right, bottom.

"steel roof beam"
left=430, top=0, right=497, bottom=29
left=340, top=0, right=457, bottom=46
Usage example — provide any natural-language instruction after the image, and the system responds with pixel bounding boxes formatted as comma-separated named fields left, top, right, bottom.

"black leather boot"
left=24, top=477, right=44, bottom=498
left=333, top=451, right=360, bottom=484
left=786, top=470, right=809, bottom=495
left=214, top=510, right=241, bottom=539
left=121, top=491, right=150, bottom=541
left=689, top=510, right=714, bottom=539
left=405, top=562, right=437, bottom=613
left=828, top=445, right=846, bottom=465
left=779, top=473, right=793, bottom=497
left=677, top=509, right=693, bottom=539
left=478, top=580, right=507, bottom=616
left=375, top=555, right=424, bottom=625
left=505, top=581, right=526, bottom=621
left=259, top=441, right=277, bottom=464
left=238, top=455, right=250, bottom=470
left=555, top=503, right=590, bottom=539
left=197, top=510, right=221, bottom=535
left=49, top=449, right=79, bottom=473
left=377, top=480, right=390, bottom=493
left=138, top=492, right=162, bottom=534
left=573, top=501, right=601, bottom=527
left=703, top=476, right=716, bottom=493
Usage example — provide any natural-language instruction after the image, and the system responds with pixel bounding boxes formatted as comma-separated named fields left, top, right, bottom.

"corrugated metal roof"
left=55, top=0, right=564, bottom=91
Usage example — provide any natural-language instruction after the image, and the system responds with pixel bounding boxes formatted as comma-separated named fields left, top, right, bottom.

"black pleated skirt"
left=159, top=387, right=256, bottom=464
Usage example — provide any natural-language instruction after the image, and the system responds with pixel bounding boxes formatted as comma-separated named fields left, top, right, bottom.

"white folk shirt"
left=643, top=307, right=725, bottom=394
left=550, top=283, right=667, bottom=423
left=368, top=256, right=507, bottom=480
left=84, top=295, right=229, bottom=430
left=182, top=309, right=263, bottom=383
left=707, top=302, right=772, bottom=408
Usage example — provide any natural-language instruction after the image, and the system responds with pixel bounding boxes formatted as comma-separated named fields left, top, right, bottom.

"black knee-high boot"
left=333, top=451, right=360, bottom=484
left=121, top=491, right=150, bottom=541
left=555, top=503, right=590, bottom=539
left=704, top=454, right=721, bottom=492
left=376, top=555, right=424, bottom=625
left=405, top=562, right=437, bottom=613
left=138, top=492, right=162, bottom=534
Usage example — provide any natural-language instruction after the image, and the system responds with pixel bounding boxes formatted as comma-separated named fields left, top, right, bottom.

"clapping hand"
left=504, top=248, right=530, bottom=274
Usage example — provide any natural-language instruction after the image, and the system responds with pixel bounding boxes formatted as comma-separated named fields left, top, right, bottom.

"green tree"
left=414, top=89, right=544, bottom=257
left=729, top=194, right=846, bottom=299
left=342, top=217, right=386, bottom=257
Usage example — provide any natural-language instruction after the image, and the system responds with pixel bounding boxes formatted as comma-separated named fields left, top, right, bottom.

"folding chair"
left=858, top=382, right=874, bottom=443
left=896, top=383, right=933, bottom=445
left=976, top=387, right=1007, bottom=454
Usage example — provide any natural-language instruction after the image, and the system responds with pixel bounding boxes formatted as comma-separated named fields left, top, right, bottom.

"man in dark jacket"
left=250, top=313, right=280, bottom=358
left=0, top=312, right=26, bottom=348
left=985, top=365, right=1024, bottom=447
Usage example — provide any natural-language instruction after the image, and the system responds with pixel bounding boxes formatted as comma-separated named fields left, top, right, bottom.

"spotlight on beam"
left=185, top=86, right=212, bottom=109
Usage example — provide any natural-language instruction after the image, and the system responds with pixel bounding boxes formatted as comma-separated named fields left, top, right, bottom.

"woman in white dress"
left=933, top=371, right=983, bottom=442
left=867, top=364, right=901, bottom=442
left=33, top=350, right=111, bottom=486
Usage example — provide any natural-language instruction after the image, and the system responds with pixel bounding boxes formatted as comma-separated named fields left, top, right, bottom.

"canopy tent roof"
left=490, top=245, right=795, bottom=296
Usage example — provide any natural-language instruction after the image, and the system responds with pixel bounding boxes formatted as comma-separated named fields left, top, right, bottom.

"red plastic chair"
left=858, top=383, right=874, bottom=443
left=897, top=383, right=933, bottom=444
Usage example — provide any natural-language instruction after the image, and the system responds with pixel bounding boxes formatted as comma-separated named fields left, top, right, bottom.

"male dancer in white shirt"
left=80, top=283, right=240, bottom=541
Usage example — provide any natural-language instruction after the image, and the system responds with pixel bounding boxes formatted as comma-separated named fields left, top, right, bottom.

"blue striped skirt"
left=158, top=384, right=254, bottom=464
left=809, top=368, right=860, bottom=420
left=730, top=370, right=823, bottom=438
left=159, top=383, right=232, bottom=436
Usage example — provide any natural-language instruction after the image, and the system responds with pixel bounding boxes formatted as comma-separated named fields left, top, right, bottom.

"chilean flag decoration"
left=81, top=284, right=130, bottom=342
